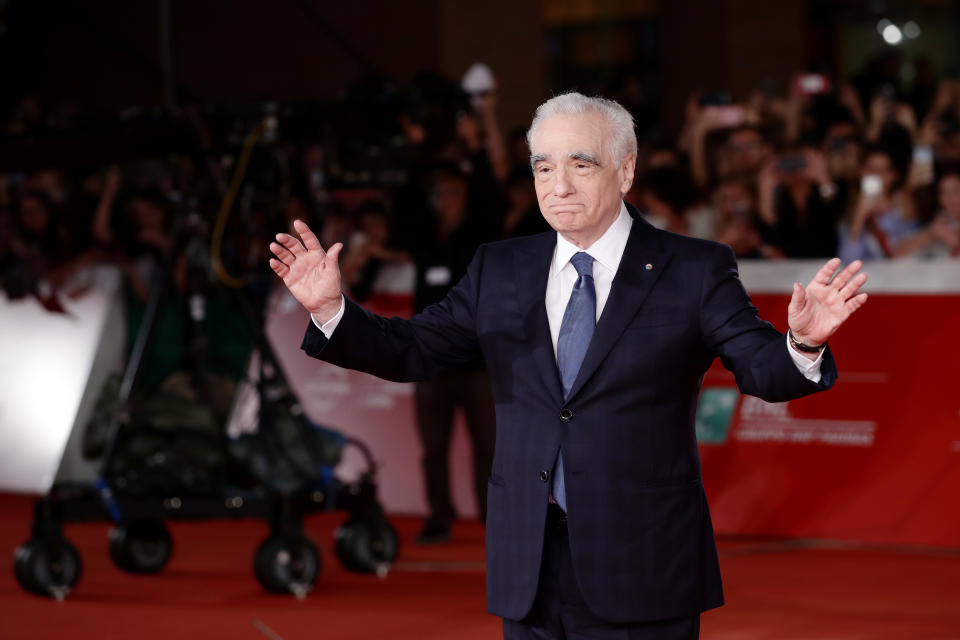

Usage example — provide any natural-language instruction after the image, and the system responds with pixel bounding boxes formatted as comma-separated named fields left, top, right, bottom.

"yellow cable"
left=211, top=119, right=267, bottom=287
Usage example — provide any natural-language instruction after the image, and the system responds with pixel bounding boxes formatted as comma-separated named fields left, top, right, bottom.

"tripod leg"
left=98, top=222, right=189, bottom=507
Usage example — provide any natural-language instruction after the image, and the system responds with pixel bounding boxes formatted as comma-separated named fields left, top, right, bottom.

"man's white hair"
left=527, top=92, right=637, bottom=168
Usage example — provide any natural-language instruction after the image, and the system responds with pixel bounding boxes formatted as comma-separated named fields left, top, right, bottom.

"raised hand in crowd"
left=928, top=214, right=960, bottom=252
left=894, top=174, right=960, bottom=258
left=803, top=148, right=836, bottom=200
left=848, top=187, right=889, bottom=241
left=757, top=157, right=780, bottom=226
left=91, top=166, right=122, bottom=246
left=470, top=91, right=509, bottom=183
left=688, top=102, right=747, bottom=188
left=837, top=83, right=867, bottom=128
left=456, top=112, right=482, bottom=152
left=929, top=78, right=960, bottom=119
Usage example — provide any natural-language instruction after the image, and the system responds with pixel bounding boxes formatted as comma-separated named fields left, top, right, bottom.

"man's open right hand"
left=269, top=219, right=343, bottom=324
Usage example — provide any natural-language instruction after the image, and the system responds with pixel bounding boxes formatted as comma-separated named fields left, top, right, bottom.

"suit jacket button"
left=559, top=408, right=573, bottom=422
left=539, top=470, right=549, bottom=482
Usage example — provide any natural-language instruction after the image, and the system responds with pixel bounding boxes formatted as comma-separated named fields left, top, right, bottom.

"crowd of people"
left=658, top=69, right=960, bottom=261
left=3, top=61, right=959, bottom=311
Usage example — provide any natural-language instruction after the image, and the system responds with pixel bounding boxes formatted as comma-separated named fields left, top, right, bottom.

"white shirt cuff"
left=786, top=334, right=824, bottom=383
left=311, top=295, right=345, bottom=339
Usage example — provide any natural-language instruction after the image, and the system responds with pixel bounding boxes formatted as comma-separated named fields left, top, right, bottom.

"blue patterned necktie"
left=552, top=251, right=596, bottom=512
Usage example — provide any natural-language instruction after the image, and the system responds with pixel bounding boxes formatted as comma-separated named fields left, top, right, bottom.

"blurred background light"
left=882, top=23, right=903, bottom=45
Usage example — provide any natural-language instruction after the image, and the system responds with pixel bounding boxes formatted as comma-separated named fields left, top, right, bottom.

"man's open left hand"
left=788, top=258, right=868, bottom=347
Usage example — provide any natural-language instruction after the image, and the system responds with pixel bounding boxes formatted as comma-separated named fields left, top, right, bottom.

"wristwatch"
left=788, top=329, right=826, bottom=353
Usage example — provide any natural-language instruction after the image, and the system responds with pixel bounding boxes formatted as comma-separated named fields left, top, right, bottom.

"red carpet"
left=2, top=494, right=958, bottom=639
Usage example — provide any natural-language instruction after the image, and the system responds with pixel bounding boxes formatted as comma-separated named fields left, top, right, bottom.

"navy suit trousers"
left=502, top=505, right=700, bottom=640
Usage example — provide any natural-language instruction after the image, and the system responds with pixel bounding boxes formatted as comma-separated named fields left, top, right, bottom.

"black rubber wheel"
left=109, top=519, right=173, bottom=574
left=334, top=516, right=399, bottom=574
left=13, top=538, right=82, bottom=598
left=253, top=534, right=321, bottom=595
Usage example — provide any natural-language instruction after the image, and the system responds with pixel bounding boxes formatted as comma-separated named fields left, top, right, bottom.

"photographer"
left=710, top=176, right=773, bottom=258
left=499, top=167, right=551, bottom=239
left=406, top=166, right=499, bottom=545
left=890, top=170, right=960, bottom=258
left=838, top=145, right=920, bottom=262
left=340, top=200, right=411, bottom=301
left=683, top=92, right=771, bottom=189
left=758, top=144, right=842, bottom=258
left=917, top=77, right=960, bottom=165
left=821, top=115, right=865, bottom=193
left=2, top=182, right=99, bottom=301
left=637, top=165, right=711, bottom=239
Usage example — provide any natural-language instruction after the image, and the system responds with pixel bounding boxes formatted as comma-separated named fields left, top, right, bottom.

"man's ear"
left=620, top=152, right=637, bottom=195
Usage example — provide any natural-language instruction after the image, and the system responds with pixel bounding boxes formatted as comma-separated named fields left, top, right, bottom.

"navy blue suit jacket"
left=301, top=205, right=837, bottom=623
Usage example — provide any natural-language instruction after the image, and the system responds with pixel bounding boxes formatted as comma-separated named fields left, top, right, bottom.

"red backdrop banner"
left=699, top=294, right=960, bottom=547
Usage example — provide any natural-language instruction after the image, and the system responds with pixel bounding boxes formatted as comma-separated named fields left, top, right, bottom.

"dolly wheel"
left=109, top=519, right=173, bottom=574
left=13, top=538, right=82, bottom=599
left=334, top=516, right=398, bottom=576
left=253, top=534, right=321, bottom=597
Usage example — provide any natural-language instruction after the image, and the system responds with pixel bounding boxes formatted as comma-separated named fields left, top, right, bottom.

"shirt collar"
left=553, top=201, right=633, bottom=274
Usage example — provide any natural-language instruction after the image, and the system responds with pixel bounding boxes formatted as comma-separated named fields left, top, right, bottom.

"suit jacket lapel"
left=565, top=210, right=672, bottom=402
left=516, top=232, right=564, bottom=406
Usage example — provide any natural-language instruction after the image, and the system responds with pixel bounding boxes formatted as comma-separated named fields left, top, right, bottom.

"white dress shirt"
left=314, top=201, right=823, bottom=381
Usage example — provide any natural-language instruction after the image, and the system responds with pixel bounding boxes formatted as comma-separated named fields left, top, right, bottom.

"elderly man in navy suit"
left=269, top=93, right=868, bottom=639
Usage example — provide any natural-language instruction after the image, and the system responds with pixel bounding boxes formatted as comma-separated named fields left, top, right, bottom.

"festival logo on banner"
left=734, top=396, right=876, bottom=447
left=695, top=389, right=739, bottom=444
left=697, top=390, right=876, bottom=448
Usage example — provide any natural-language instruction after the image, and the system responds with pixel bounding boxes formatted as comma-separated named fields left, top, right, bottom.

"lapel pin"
left=645, top=263, right=653, bottom=270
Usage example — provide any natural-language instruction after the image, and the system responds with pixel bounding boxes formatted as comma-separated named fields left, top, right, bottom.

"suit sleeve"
left=699, top=243, right=837, bottom=401
left=299, top=245, right=486, bottom=383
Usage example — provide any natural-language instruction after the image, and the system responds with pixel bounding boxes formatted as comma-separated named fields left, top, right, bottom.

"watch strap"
left=788, top=329, right=826, bottom=353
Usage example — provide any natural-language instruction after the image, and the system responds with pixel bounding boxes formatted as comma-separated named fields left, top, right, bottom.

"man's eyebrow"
left=569, top=151, right=601, bottom=165
left=530, top=153, right=549, bottom=165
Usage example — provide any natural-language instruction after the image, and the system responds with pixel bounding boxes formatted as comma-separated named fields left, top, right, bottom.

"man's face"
left=938, top=174, right=960, bottom=216
left=716, top=181, right=753, bottom=218
left=20, top=196, right=50, bottom=235
left=431, top=176, right=468, bottom=228
left=726, top=129, right=767, bottom=172
left=530, top=113, right=635, bottom=247
left=824, top=123, right=861, bottom=181
left=861, top=152, right=896, bottom=193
